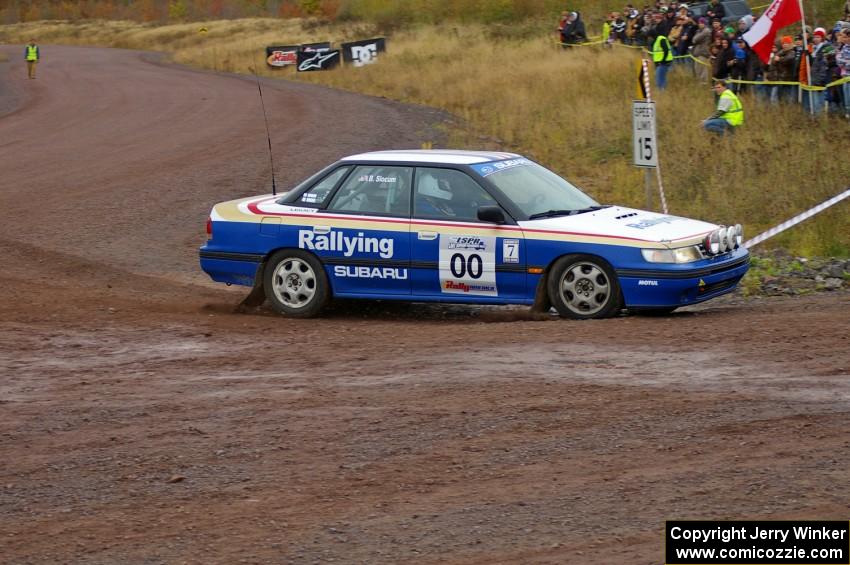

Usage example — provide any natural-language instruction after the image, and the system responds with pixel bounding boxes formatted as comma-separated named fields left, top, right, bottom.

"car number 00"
left=450, top=253, right=483, bottom=279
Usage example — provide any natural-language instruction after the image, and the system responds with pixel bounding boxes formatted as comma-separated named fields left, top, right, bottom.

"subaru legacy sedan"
left=199, top=150, right=749, bottom=319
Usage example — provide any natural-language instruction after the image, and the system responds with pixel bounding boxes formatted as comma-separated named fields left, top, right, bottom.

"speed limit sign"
left=632, top=100, right=657, bottom=168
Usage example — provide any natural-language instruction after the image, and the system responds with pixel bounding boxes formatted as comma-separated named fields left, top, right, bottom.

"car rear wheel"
left=547, top=254, right=623, bottom=319
left=264, top=250, right=329, bottom=318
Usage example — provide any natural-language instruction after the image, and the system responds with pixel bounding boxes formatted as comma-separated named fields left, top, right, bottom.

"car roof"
left=340, top=149, right=523, bottom=165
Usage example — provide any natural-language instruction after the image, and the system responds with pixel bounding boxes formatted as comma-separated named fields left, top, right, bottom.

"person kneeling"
left=702, top=79, right=744, bottom=134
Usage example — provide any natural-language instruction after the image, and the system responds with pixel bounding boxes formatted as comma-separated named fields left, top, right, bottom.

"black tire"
left=263, top=249, right=330, bottom=318
left=546, top=254, right=623, bottom=320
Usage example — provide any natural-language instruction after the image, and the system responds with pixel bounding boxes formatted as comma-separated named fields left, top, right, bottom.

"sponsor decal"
left=626, top=215, right=683, bottom=230
left=342, top=38, right=387, bottom=67
left=444, top=281, right=497, bottom=293
left=492, top=158, right=529, bottom=171
left=357, top=174, right=397, bottom=183
left=448, top=236, right=486, bottom=251
left=637, top=279, right=659, bottom=286
left=297, top=49, right=340, bottom=72
left=299, top=229, right=394, bottom=259
left=471, top=158, right=531, bottom=177
left=301, top=193, right=320, bottom=203
left=283, top=207, right=320, bottom=213
left=503, top=239, right=520, bottom=264
left=439, top=235, right=497, bottom=296
left=334, top=266, right=408, bottom=280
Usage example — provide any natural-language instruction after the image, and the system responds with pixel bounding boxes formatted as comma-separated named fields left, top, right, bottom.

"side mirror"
left=477, top=206, right=506, bottom=224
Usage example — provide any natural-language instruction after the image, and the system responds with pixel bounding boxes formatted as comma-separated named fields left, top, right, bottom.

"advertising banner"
left=341, top=38, right=387, bottom=67
left=297, top=49, right=340, bottom=72
left=266, top=45, right=300, bottom=68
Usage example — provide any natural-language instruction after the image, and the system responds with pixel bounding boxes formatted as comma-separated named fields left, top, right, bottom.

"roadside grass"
left=2, top=18, right=848, bottom=257
left=740, top=253, right=849, bottom=296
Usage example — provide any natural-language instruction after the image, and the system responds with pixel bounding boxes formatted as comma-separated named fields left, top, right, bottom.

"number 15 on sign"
left=632, top=100, right=658, bottom=168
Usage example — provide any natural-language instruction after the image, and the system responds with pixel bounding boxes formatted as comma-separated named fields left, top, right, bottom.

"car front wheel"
left=547, top=254, right=623, bottom=319
left=263, top=250, right=329, bottom=318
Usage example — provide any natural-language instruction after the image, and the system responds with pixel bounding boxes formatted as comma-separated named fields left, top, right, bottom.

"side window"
left=297, top=166, right=350, bottom=206
left=414, top=167, right=497, bottom=221
left=327, top=166, right=412, bottom=217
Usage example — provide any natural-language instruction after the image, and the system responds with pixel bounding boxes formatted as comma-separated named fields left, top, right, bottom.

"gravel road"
left=0, top=45, right=848, bottom=565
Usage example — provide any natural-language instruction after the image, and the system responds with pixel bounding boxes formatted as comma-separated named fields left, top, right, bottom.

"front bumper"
left=617, top=249, right=750, bottom=308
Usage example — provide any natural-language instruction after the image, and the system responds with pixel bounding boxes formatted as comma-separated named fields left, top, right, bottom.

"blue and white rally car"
left=199, top=150, right=749, bottom=319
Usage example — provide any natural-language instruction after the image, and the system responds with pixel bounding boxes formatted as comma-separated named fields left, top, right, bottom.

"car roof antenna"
left=252, top=62, right=277, bottom=196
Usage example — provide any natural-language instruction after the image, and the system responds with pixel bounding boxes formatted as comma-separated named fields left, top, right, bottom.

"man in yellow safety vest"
left=702, top=79, right=744, bottom=134
left=650, top=17, right=674, bottom=89
left=25, top=39, right=40, bottom=79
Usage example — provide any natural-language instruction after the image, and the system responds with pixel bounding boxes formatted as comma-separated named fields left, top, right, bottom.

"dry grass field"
left=2, top=17, right=848, bottom=256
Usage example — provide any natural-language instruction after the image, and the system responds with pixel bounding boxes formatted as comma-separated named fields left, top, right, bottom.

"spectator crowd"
left=557, top=1, right=850, bottom=120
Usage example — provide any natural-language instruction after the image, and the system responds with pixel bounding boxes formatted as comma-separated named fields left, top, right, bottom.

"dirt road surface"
left=1, top=46, right=848, bottom=564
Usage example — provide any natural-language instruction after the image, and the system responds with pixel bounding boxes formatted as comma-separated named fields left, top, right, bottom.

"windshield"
left=473, top=160, right=599, bottom=218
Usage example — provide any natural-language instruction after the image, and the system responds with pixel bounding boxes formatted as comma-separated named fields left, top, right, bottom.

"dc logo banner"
left=341, top=38, right=387, bottom=67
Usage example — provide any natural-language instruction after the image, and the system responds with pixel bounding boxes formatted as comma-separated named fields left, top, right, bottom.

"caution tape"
left=612, top=42, right=648, bottom=50
left=556, top=38, right=606, bottom=47
left=723, top=75, right=850, bottom=91
left=557, top=36, right=643, bottom=48
left=744, top=187, right=850, bottom=248
left=558, top=40, right=850, bottom=91
left=635, top=48, right=850, bottom=90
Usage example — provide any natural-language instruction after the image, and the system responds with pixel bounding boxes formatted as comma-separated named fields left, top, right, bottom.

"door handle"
left=313, top=225, right=331, bottom=234
left=418, top=231, right=438, bottom=240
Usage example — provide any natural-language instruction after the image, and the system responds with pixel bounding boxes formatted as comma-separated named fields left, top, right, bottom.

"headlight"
left=642, top=246, right=703, bottom=263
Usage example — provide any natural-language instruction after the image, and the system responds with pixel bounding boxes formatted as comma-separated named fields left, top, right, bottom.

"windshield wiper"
left=528, top=205, right=609, bottom=220
left=528, top=209, right=577, bottom=220
left=570, top=205, right=610, bottom=215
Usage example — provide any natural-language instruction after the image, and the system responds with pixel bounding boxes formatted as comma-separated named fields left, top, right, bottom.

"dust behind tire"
left=547, top=254, right=623, bottom=319
left=633, top=307, right=678, bottom=316
left=263, top=249, right=330, bottom=318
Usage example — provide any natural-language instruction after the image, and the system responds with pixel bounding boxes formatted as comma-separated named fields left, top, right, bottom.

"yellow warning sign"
left=636, top=59, right=648, bottom=100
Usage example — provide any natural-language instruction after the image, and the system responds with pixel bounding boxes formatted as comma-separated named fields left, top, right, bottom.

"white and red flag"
left=743, top=0, right=803, bottom=64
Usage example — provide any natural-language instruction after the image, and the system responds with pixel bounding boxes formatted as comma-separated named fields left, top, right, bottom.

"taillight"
left=206, top=217, right=212, bottom=236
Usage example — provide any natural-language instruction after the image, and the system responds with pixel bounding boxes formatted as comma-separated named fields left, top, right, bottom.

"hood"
left=519, top=206, right=717, bottom=246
